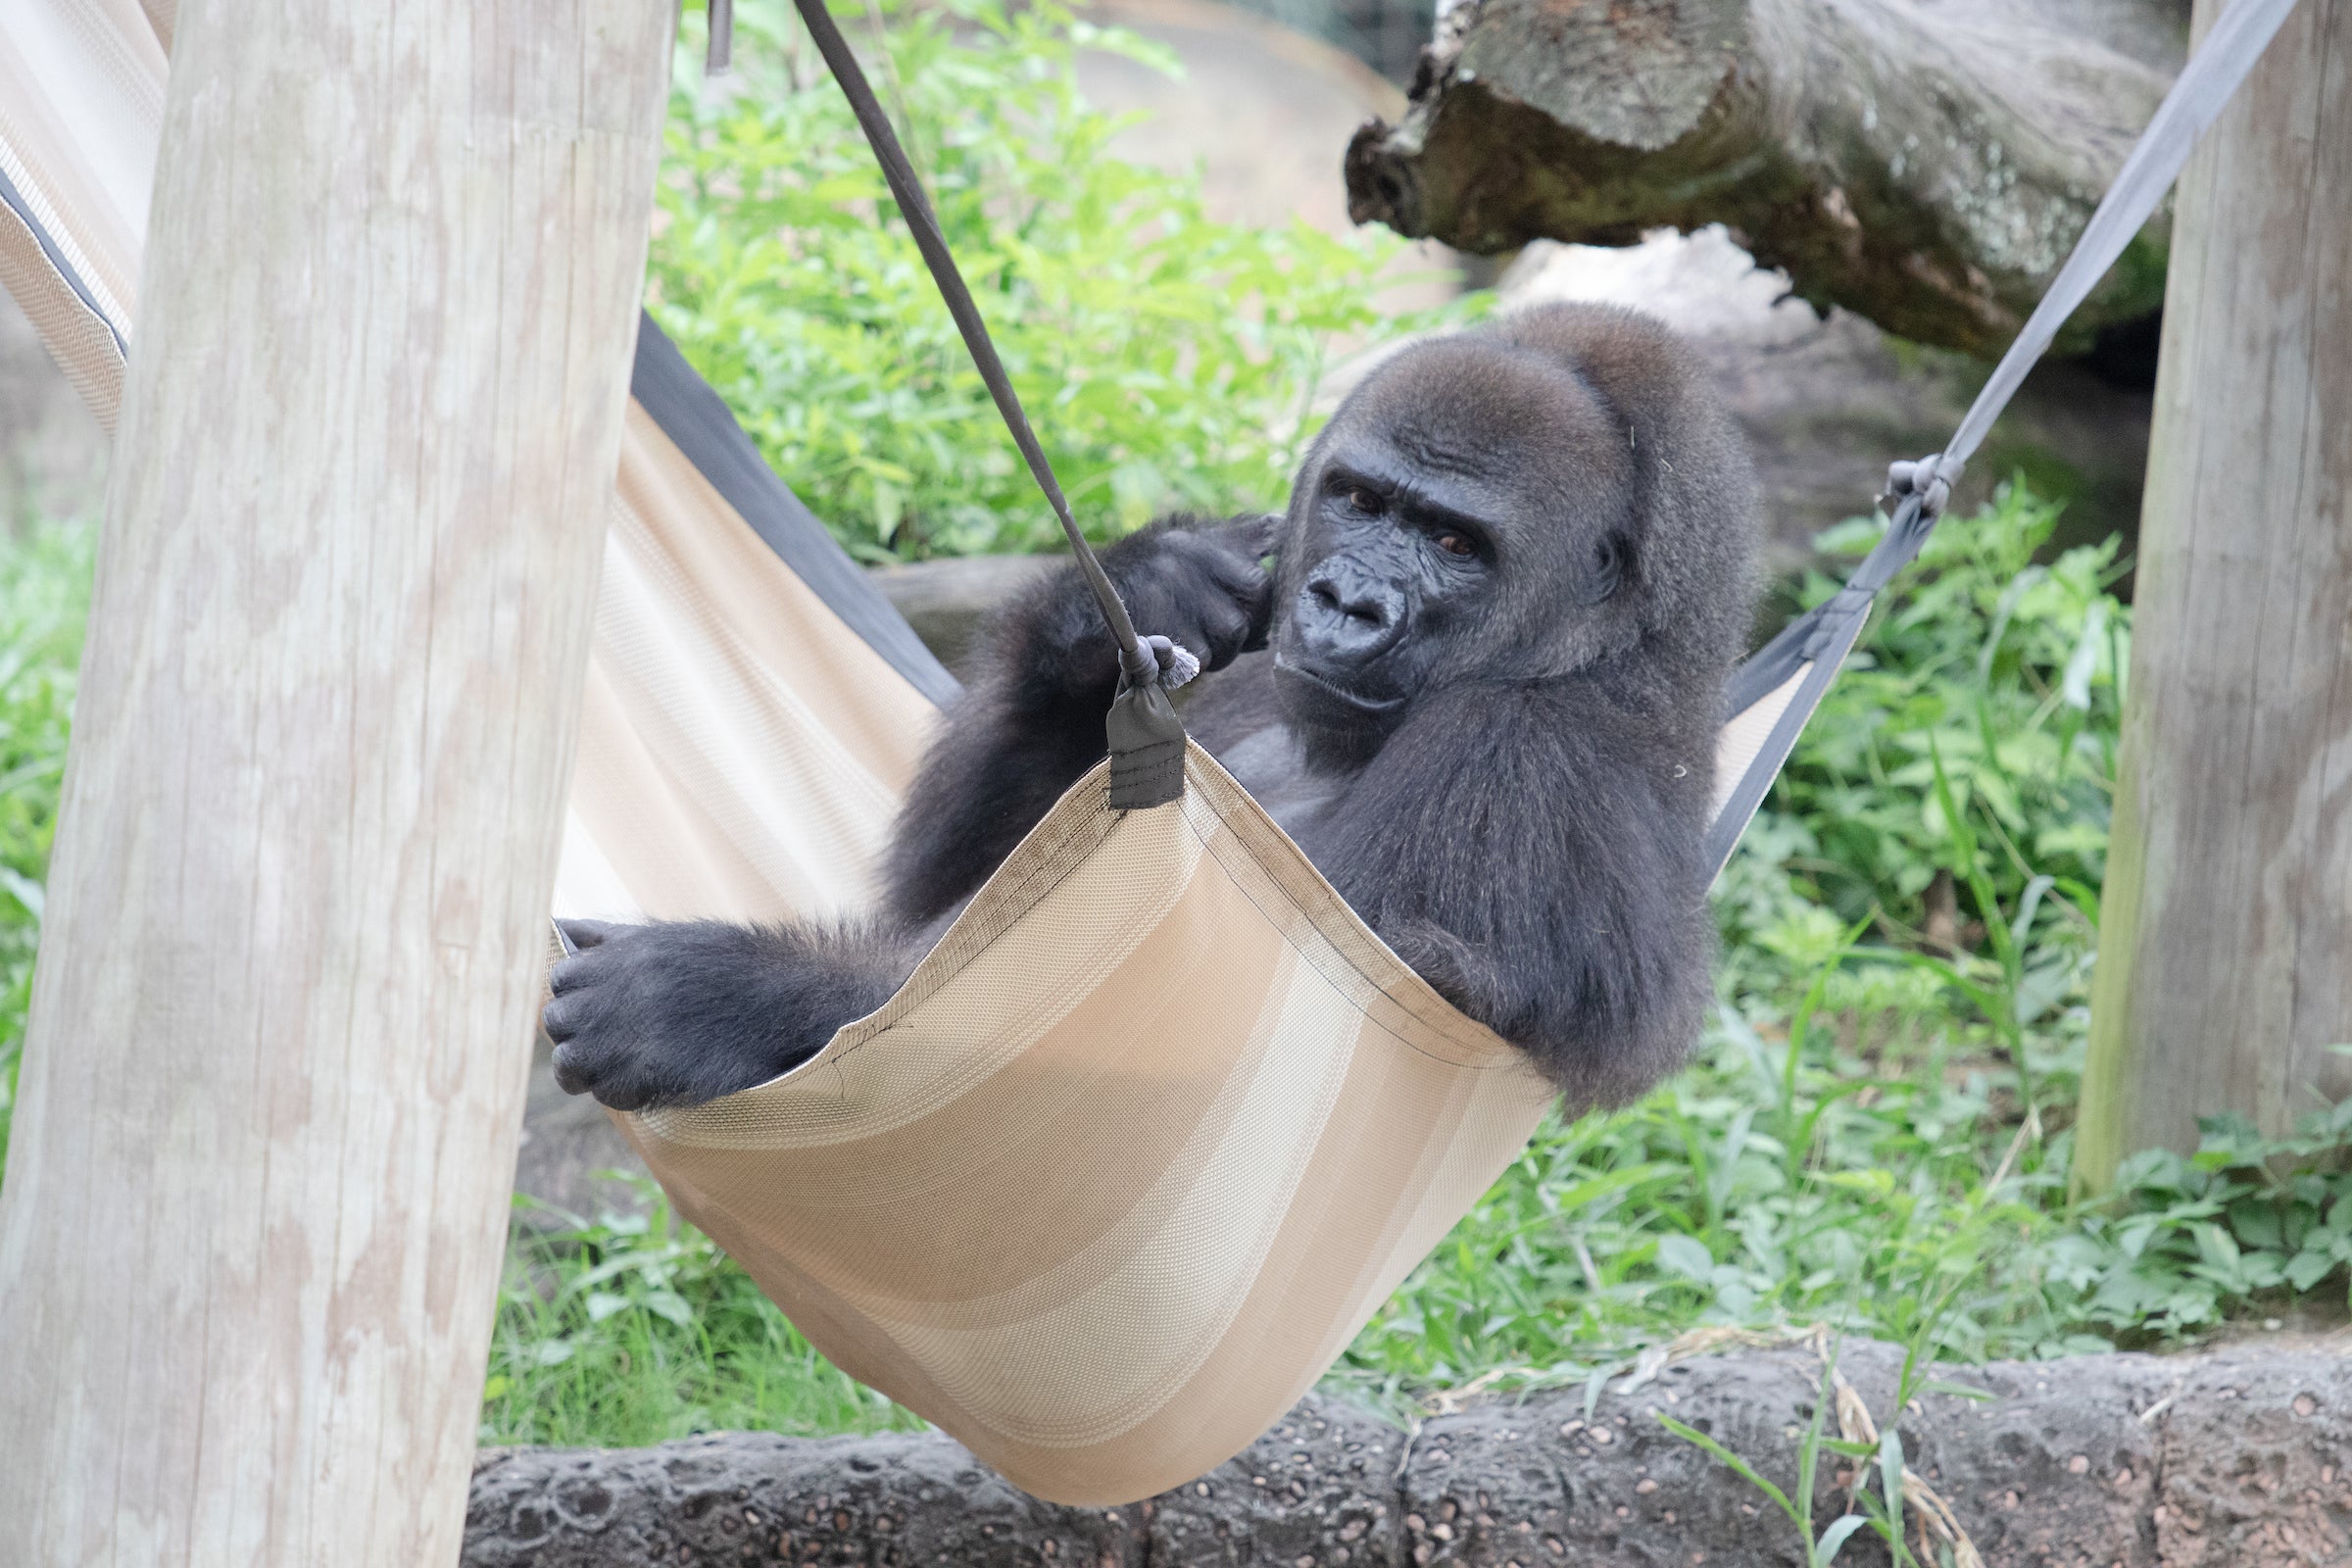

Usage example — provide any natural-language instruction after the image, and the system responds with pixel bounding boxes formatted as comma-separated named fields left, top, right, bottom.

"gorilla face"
left=1271, top=336, right=1640, bottom=735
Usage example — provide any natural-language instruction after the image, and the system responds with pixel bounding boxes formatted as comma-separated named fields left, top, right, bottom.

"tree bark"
left=1344, top=0, right=2185, bottom=357
left=2077, top=0, right=2352, bottom=1192
left=0, top=2, right=670, bottom=1563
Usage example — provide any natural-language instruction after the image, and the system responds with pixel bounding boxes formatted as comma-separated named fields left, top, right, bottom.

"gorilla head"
left=1272, top=306, right=1754, bottom=755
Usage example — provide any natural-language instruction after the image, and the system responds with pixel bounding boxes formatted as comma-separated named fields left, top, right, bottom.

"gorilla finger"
left=1212, top=513, right=1280, bottom=562
left=547, top=953, right=603, bottom=996
left=557, top=917, right=619, bottom=952
left=1200, top=605, right=1252, bottom=667
left=553, top=1041, right=657, bottom=1112
left=542, top=993, right=586, bottom=1042
left=550, top=1039, right=594, bottom=1095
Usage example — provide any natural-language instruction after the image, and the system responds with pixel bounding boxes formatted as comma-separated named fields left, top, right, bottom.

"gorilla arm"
left=545, top=517, right=1271, bottom=1111
left=883, top=517, right=1273, bottom=925
left=1304, top=675, right=1717, bottom=1112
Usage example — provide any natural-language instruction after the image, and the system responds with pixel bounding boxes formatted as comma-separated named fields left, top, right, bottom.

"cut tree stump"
left=1345, top=0, right=2187, bottom=356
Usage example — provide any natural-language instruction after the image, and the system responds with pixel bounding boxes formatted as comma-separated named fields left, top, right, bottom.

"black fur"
left=544, top=303, right=1757, bottom=1111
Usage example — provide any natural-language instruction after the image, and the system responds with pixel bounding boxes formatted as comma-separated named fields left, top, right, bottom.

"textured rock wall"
left=466, top=1340, right=2352, bottom=1567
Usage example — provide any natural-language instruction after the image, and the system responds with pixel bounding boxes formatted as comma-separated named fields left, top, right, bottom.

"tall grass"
left=0, top=521, right=92, bottom=1175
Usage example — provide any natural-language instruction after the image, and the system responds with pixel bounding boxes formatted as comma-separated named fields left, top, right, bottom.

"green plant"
left=2047, top=1106, right=2352, bottom=1339
left=650, top=0, right=1455, bottom=562
left=484, top=1181, right=921, bottom=1446
left=0, top=520, right=94, bottom=1175
left=1657, top=1351, right=1866, bottom=1567
left=1660, top=1330, right=1992, bottom=1568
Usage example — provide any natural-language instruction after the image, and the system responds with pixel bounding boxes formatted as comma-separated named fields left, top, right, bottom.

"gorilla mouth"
left=1272, top=653, right=1409, bottom=713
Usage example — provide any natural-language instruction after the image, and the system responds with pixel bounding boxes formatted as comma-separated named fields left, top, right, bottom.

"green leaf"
left=644, top=1290, right=697, bottom=1328
left=1654, top=1234, right=1714, bottom=1281
left=1813, top=1513, right=1872, bottom=1567
left=1655, top=1413, right=1806, bottom=1535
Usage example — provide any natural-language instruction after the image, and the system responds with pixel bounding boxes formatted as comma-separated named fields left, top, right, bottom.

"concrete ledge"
left=866, top=555, right=1056, bottom=672
left=464, top=1340, right=2352, bottom=1566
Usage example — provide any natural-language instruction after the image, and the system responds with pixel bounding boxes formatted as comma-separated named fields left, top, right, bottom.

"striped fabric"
left=1, top=0, right=1765, bottom=1504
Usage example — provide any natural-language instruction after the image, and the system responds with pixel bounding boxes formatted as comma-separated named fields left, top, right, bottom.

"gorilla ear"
left=1583, top=533, right=1626, bottom=606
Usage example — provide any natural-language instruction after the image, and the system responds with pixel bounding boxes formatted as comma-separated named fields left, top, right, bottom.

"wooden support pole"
left=2078, top=0, right=2352, bottom=1193
left=0, top=2, right=670, bottom=1561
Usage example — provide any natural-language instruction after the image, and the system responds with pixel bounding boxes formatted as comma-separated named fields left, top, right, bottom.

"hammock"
left=0, top=0, right=2297, bottom=1506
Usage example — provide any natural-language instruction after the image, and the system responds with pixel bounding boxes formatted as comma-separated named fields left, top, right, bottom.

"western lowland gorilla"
left=545, top=302, right=1758, bottom=1112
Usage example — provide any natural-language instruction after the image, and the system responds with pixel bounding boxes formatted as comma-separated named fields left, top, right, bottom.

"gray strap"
left=705, top=0, right=734, bottom=75
left=1708, top=0, right=2302, bottom=879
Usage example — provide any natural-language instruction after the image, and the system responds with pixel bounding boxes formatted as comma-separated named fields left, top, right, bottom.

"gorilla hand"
left=1021, top=515, right=1276, bottom=708
left=544, top=917, right=908, bottom=1110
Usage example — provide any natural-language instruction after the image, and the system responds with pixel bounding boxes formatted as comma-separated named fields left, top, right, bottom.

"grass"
left=483, top=1192, right=920, bottom=1443
left=0, top=520, right=93, bottom=1175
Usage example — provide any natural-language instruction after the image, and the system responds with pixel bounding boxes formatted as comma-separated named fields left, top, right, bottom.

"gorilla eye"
left=1436, top=531, right=1475, bottom=558
left=1345, top=486, right=1385, bottom=515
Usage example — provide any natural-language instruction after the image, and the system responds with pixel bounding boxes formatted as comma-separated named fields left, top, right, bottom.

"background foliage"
left=0, top=523, right=90, bottom=1176
left=648, top=0, right=1443, bottom=561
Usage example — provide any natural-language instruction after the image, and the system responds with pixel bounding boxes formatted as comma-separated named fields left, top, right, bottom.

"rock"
left=866, top=554, right=1058, bottom=674
left=514, top=1029, right=653, bottom=1225
left=1494, top=229, right=2154, bottom=574
left=1076, top=0, right=1463, bottom=317
left=466, top=1428, right=1135, bottom=1567
left=464, top=1340, right=2352, bottom=1567
left=1148, top=1394, right=1406, bottom=1566
left=2152, top=1347, right=2352, bottom=1567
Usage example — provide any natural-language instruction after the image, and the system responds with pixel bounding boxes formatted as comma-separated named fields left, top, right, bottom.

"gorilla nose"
left=1296, top=567, right=1407, bottom=664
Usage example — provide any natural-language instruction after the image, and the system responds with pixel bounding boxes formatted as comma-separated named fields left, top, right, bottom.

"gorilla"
left=545, top=302, right=1758, bottom=1112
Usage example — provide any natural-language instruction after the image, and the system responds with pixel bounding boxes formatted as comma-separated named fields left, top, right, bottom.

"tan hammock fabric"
left=0, top=0, right=1749, bottom=1504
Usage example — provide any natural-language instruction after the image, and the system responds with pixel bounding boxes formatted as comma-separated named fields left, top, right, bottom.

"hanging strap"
left=1700, top=0, right=2304, bottom=879
left=787, top=0, right=1187, bottom=808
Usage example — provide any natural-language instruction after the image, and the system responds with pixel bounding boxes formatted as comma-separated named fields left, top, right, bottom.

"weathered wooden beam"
left=0, top=1, right=671, bottom=1562
left=1345, top=0, right=2184, bottom=357
left=2077, top=0, right=2352, bottom=1192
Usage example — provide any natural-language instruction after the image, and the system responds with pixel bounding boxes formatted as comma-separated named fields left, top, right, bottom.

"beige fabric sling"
left=0, top=0, right=1944, bottom=1506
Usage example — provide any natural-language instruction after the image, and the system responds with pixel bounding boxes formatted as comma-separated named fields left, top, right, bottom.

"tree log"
left=465, top=1340, right=2352, bottom=1567
left=1345, top=0, right=2187, bottom=357
left=0, top=2, right=671, bottom=1562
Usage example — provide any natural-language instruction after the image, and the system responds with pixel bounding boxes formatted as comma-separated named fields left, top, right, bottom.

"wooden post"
left=0, top=1, right=670, bottom=1561
left=2077, top=0, right=2352, bottom=1193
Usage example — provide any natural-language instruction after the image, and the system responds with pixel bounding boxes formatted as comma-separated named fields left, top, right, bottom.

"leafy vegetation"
left=483, top=1189, right=919, bottom=1444
left=648, top=0, right=1447, bottom=561
left=0, top=522, right=91, bottom=1175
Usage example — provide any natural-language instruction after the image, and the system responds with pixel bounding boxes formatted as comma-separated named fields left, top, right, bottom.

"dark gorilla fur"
left=545, top=303, right=1758, bottom=1113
